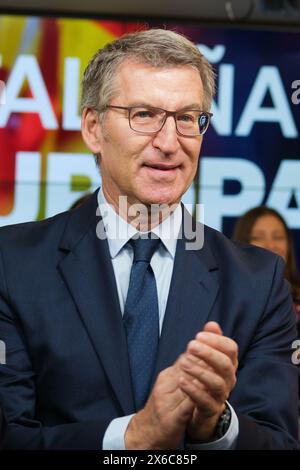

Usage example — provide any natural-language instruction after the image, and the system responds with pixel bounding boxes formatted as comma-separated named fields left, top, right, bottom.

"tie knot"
left=130, top=235, right=160, bottom=263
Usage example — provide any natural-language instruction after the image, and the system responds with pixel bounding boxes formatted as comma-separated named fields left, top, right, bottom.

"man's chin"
left=138, top=192, right=180, bottom=208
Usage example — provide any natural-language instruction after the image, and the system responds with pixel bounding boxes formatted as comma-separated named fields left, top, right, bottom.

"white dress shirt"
left=97, top=189, right=238, bottom=450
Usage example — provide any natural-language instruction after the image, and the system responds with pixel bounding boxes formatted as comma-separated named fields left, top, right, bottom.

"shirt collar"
left=97, top=188, right=181, bottom=259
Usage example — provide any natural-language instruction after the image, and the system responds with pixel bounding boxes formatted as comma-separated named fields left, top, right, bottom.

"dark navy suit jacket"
left=0, top=190, right=298, bottom=449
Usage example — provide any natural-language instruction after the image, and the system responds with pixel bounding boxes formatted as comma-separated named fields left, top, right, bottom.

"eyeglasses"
left=100, top=105, right=213, bottom=137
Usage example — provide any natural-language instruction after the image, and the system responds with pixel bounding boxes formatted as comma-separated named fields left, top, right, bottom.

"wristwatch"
left=215, top=403, right=231, bottom=439
left=185, top=403, right=232, bottom=445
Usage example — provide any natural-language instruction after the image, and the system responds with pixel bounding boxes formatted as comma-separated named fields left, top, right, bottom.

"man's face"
left=84, top=60, right=205, bottom=209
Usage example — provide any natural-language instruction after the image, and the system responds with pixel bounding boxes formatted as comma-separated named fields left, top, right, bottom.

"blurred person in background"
left=233, top=206, right=300, bottom=327
left=69, top=193, right=92, bottom=210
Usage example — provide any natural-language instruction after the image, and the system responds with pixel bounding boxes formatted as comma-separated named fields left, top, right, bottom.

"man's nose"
left=152, top=116, right=180, bottom=153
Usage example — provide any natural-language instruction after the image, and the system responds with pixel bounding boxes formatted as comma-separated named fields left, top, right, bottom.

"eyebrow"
left=127, top=102, right=204, bottom=111
left=252, top=230, right=286, bottom=235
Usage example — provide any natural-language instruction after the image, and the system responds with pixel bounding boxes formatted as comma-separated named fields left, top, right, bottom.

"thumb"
left=203, top=321, right=223, bottom=336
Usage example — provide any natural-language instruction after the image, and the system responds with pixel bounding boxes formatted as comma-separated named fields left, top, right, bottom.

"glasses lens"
left=198, top=113, right=210, bottom=135
left=129, top=107, right=164, bottom=132
left=176, top=111, right=210, bottom=136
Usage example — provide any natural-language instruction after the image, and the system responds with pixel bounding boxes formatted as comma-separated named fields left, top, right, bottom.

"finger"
left=179, top=353, right=234, bottom=403
left=179, top=350, right=212, bottom=372
left=150, top=366, right=194, bottom=414
left=203, top=321, right=223, bottom=336
left=157, top=361, right=201, bottom=402
left=179, top=376, right=220, bottom=418
left=193, top=332, right=238, bottom=367
left=180, top=355, right=234, bottom=401
left=175, top=392, right=195, bottom=421
left=186, top=341, right=237, bottom=384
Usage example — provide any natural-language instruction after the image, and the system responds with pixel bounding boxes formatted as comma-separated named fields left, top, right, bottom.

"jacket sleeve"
left=231, top=256, right=299, bottom=450
left=0, top=247, right=111, bottom=450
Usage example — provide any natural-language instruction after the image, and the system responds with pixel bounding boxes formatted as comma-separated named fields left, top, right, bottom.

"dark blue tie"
left=123, top=235, right=160, bottom=410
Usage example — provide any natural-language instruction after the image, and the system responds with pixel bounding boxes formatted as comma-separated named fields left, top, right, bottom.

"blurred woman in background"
left=232, top=206, right=300, bottom=326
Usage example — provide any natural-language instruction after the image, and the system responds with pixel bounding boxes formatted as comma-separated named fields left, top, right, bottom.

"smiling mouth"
left=144, top=163, right=180, bottom=171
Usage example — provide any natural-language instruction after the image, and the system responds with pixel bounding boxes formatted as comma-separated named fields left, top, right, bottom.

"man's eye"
left=133, top=110, right=155, bottom=119
left=177, top=113, right=194, bottom=122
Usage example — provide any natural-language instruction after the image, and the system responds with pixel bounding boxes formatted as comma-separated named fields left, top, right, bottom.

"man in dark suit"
left=0, top=29, right=298, bottom=450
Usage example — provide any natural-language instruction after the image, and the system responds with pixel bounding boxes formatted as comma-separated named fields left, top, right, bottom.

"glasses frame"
left=99, top=105, right=213, bottom=137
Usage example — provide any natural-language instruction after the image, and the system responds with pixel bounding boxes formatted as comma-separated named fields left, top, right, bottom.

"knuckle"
left=222, top=355, right=232, bottom=372
left=157, top=368, right=168, bottom=383
left=188, top=339, right=198, bottom=351
left=228, top=340, right=238, bottom=357
left=231, top=373, right=237, bottom=388
left=214, top=378, right=225, bottom=397
left=177, top=354, right=186, bottom=366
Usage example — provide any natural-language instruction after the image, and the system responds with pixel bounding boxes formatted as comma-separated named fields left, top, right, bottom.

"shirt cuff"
left=186, top=402, right=239, bottom=450
left=102, top=414, right=135, bottom=450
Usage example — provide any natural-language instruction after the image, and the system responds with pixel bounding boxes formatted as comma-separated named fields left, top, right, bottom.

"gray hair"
left=81, top=28, right=215, bottom=114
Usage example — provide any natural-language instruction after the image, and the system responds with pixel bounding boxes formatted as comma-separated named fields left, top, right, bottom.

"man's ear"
left=81, top=108, right=103, bottom=155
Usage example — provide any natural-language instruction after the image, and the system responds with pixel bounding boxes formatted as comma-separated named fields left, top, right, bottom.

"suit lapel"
left=57, top=192, right=135, bottom=415
left=57, top=196, right=219, bottom=409
left=155, top=210, right=220, bottom=375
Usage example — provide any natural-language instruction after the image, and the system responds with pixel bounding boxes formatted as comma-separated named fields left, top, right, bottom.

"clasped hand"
left=125, top=321, right=238, bottom=449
